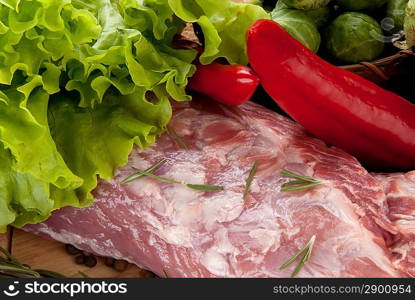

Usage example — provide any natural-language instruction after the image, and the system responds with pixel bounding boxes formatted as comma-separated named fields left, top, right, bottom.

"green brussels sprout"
left=304, top=6, right=331, bottom=27
left=336, top=0, right=388, bottom=11
left=387, top=0, right=409, bottom=31
left=281, top=0, right=330, bottom=10
left=405, top=0, right=415, bottom=47
left=271, top=8, right=321, bottom=52
left=275, top=0, right=290, bottom=10
left=233, top=0, right=263, bottom=4
left=325, top=12, right=385, bottom=63
left=275, top=0, right=330, bottom=27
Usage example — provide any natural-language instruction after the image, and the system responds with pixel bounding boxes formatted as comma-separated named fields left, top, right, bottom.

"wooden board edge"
left=0, top=227, right=11, bottom=251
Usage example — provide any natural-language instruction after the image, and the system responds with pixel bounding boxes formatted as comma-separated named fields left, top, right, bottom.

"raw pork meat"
left=25, top=98, right=403, bottom=277
left=374, top=172, right=415, bottom=277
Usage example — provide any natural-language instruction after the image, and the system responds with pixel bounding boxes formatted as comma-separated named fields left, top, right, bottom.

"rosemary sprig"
left=166, top=126, right=189, bottom=151
left=280, top=170, right=324, bottom=192
left=122, top=161, right=223, bottom=191
left=279, top=235, right=316, bottom=278
left=35, top=269, right=66, bottom=278
left=186, top=184, right=224, bottom=191
left=0, top=246, right=20, bottom=265
left=131, top=168, right=182, bottom=185
left=78, top=270, right=90, bottom=278
left=131, top=168, right=223, bottom=191
left=0, top=264, right=41, bottom=277
left=0, top=246, right=65, bottom=278
left=121, top=159, right=167, bottom=184
left=243, top=161, right=259, bottom=198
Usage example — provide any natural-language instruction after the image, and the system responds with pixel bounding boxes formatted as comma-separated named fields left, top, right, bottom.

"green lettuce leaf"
left=47, top=89, right=171, bottom=209
left=167, top=0, right=270, bottom=64
left=0, top=0, right=267, bottom=232
left=0, top=144, right=52, bottom=228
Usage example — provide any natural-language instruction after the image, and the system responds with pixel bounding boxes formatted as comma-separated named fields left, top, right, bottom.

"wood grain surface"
left=0, top=227, right=10, bottom=251
left=7, top=229, right=151, bottom=278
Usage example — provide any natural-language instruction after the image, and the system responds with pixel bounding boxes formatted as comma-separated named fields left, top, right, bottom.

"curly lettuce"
left=0, top=0, right=268, bottom=231
left=167, top=0, right=269, bottom=64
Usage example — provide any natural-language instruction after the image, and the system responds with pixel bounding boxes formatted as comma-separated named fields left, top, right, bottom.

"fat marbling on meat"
left=374, top=172, right=415, bottom=277
left=25, top=98, right=402, bottom=277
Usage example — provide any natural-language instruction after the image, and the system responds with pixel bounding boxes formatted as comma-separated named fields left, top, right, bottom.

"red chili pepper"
left=247, top=19, right=415, bottom=171
left=188, top=62, right=260, bottom=106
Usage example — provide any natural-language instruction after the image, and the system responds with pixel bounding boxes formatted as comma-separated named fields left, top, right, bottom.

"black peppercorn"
left=65, top=244, right=80, bottom=255
left=74, top=255, right=85, bottom=265
left=104, top=257, right=115, bottom=267
left=113, top=260, right=128, bottom=272
left=84, top=255, right=97, bottom=268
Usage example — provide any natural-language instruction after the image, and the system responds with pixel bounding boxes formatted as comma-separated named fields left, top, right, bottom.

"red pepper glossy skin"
left=188, top=62, right=260, bottom=106
left=247, top=20, right=415, bottom=171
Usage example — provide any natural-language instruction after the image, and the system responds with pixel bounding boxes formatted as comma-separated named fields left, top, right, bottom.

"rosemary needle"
left=0, top=246, right=65, bottom=278
left=131, top=168, right=182, bottom=185
left=122, top=161, right=223, bottom=191
left=166, top=126, right=189, bottom=151
left=131, top=169, right=223, bottom=191
left=35, top=269, right=66, bottom=278
left=186, top=184, right=224, bottom=191
left=0, top=247, right=20, bottom=265
left=243, top=161, right=259, bottom=198
left=0, top=264, right=41, bottom=277
left=280, top=170, right=324, bottom=192
left=121, top=159, right=167, bottom=184
left=78, top=270, right=90, bottom=278
left=279, top=235, right=316, bottom=278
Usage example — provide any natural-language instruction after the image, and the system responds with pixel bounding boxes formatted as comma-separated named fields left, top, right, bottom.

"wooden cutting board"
left=0, top=228, right=10, bottom=250
left=1, top=229, right=151, bottom=278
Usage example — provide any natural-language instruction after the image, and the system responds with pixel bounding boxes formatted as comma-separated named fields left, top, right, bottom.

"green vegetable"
left=325, top=12, right=385, bottom=63
left=271, top=8, right=321, bottom=52
left=275, top=0, right=330, bottom=28
left=233, top=0, right=263, bottom=4
left=275, top=0, right=290, bottom=10
left=405, top=0, right=415, bottom=47
left=304, top=6, right=331, bottom=27
left=387, top=0, right=409, bottom=31
left=171, top=0, right=270, bottom=65
left=0, top=0, right=268, bottom=232
left=281, top=0, right=330, bottom=10
left=336, top=0, right=388, bottom=11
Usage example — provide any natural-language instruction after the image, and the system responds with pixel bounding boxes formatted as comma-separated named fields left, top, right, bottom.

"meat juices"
left=25, top=99, right=403, bottom=277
